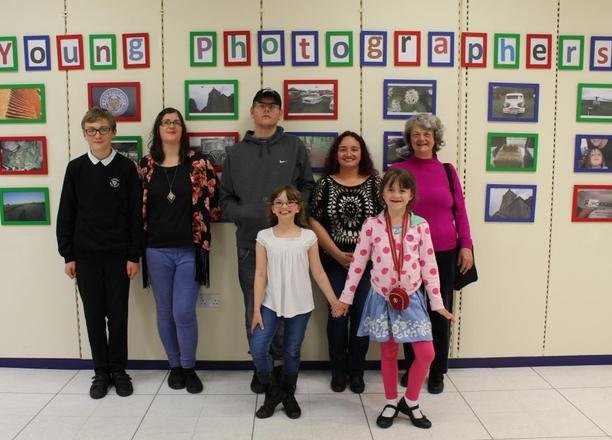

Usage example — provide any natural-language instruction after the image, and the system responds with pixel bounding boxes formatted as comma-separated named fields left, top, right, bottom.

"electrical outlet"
left=198, top=293, right=221, bottom=308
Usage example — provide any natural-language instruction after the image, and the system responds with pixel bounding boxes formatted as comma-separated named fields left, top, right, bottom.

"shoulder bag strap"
left=443, top=163, right=456, bottom=215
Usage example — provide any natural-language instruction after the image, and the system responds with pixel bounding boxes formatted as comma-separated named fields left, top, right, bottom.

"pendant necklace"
left=163, top=165, right=179, bottom=203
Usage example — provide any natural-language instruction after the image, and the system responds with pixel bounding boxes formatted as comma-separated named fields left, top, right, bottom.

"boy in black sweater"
left=56, top=107, right=142, bottom=399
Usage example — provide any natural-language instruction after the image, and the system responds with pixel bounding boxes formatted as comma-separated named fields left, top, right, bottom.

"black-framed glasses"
left=84, top=127, right=112, bottom=136
left=254, top=102, right=280, bottom=111
left=161, top=119, right=183, bottom=127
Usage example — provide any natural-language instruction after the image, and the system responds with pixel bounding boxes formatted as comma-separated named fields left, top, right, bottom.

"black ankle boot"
left=397, top=397, right=432, bottom=429
left=281, top=374, right=301, bottom=419
left=255, top=374, right=284, bottom=419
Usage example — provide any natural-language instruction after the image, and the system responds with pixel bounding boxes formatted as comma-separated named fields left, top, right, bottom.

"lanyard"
left=384, top=210, right=409, bottom=282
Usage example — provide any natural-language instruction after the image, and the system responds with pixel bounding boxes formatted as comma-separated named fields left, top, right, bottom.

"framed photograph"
left=0, top=136, right=48, bottom=175
left=486, top=132, right=538, bottom=172
left=574, top=135, right=612, bottom=172
left=87, top=82, right=141, bottom=122
left=0, top=84, right=46, bottom=123
left=487, top=82, right=539, bottom=122
left=188, top=132, right=239, bottom=171
left=383, top=131, right=409, bottom=170
left=185, top=80, right=238, bottom=120
left=0, top=187, right=50, bottom=225
left=286, top=132, right=337, bottom=172
left=576, top=83, right=612, bottom=123
left=572, top=185, right=612, bottom=222
left=484, top=184, right=536, bottom=222
left=111, top=136, right=142, bottom=163
left=284, top=80, right=338, bottom=120
left=383, top=79, right=436, bottom=119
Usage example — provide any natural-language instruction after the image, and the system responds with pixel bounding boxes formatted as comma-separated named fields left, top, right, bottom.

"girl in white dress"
left=251, top=185, right=340, bottom=419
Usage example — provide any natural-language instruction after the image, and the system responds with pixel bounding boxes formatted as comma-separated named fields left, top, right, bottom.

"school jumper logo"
left=109, top=177, right=120, bottom=188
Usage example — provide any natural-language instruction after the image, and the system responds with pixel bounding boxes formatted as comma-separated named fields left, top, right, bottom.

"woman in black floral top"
left=137, top=108, right=219, bottom=395
left=309, top=131, right=382, bottom=393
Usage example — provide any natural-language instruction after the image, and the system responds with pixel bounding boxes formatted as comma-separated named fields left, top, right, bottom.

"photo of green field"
left=0, top=188, right=50, bottom=225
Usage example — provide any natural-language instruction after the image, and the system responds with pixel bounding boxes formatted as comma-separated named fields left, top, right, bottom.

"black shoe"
left=255, top=375, right=284, bottom=419
left=167, top=367, right=185, bottom=390
left=89, top=372, right=111, bottom=399
left=330, top=374, right=347, bottom=392
left=349, top=373, right=365, bottom=394
left=112, top=371, right=133, bottom=397
left=281, top=374, right=301, bottom=419
left=376, top=404, right=398, bottom=428
left=400, top=370, right=408, bottom=387
left=250, top=372, right=265, bottom=394
left=427, top=376, right=444, bottom=394
left=183, top=368, right=203, bottom=394
left=397, top=397, right=432, bottom=429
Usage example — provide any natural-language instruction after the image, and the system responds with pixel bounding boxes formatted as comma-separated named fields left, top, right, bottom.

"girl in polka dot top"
left=334, top=168, right=453, bottom=430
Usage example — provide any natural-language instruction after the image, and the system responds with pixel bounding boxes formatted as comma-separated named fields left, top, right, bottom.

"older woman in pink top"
left=391, top=114, right=473, bottom=394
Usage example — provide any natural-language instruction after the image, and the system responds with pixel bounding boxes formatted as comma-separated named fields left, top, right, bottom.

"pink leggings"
left=380, top=339, right=435, bottom=401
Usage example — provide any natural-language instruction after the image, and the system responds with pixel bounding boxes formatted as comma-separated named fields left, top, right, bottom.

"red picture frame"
left=461, top=32, right=487, bottom=67
left=526, top=34, right=552, bottom=69
left=571, top=184, right=612, bottom=222
left=223, top=30, right=251, bottom=66
left=87, top=81, right=141, bottom=122
left=283, top=79, right=338, bottom=120
left=56, top=34, right=84, bottom=70
left=394, top=31, right=421, bottom=66
left=188, top=132, right=239, bottom=171
left=0, top=136, right=48, bottom=175
left=122, top=33, right=150, bottom=69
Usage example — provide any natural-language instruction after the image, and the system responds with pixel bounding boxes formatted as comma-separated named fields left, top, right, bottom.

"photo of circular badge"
left=99, top=88, right=130, bottom=116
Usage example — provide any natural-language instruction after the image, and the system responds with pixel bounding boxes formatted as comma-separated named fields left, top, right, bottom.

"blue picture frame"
left=23, top=35, right=51, bottom=71
left=589, top=36, right=612, bottom=71
left=383, top=79, right=436, bottom=120
left=427, top=31, right=454, bottom=67
left=291, top=31, right=319, bottom=66
left=257, top=30, right=285, bottom=66
left=573, top=134, right=612, bottom=173
left=360, top=31, right=387, bottom=66
left=382, top=131, right=407, bottom=170
left=484, top=184, right=537, bottom=222
left=487, top=82, right=540, bottom=123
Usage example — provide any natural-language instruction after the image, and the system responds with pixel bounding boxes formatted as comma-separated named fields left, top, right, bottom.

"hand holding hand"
left=335, top=251, right=353, bottom=269
left=332, top=301, right=349, bottom=317
left=436, top=307, right=455, bottom=322
left=64, top=261, right=76, bottom=279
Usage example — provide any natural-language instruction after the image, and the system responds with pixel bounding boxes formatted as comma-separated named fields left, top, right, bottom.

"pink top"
left=391, top=155, right=473, bottom=251
left=340, top=212, right=444, bottom=311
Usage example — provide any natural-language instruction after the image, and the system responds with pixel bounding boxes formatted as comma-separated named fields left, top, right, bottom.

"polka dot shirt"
left=340, top=212, right=444, bottom=311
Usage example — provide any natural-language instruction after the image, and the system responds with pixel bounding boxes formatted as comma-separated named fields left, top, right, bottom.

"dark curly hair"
left=322, top=131, right=378, bottom=176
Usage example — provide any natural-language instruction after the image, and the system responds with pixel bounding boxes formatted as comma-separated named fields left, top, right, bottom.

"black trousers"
left=76, top=255, right=130, bottom=373
left=324, top=255, right=370, bottom=376
left=403, top=248, right=457, bottom=380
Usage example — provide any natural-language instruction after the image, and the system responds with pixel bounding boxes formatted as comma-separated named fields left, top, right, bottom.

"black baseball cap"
left=253, top=88, right=282, bottom=107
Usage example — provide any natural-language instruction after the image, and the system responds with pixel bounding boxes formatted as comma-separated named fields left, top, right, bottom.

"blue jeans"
left=237, top=247, right=283, bottom=360
left=323, top=255, right=371, bottom=376
left=250, top=306, right=311, bottom=376
left=146, top=247, right=200, bottom=368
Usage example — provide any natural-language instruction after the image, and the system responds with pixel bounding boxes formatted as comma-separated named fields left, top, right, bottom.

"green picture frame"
left=0, top=36, right=18, bottom=72
left=0, top=84, right=46, bottom=124
left=0, top=187, right=50, bottom=225
left=184, top=79, right=238, bottom=120
left=493, top=33, right=520, bottom=69
left=111, top=135, right=142, bottom=162
left=558, top=35, right=584, bottom=70
left=89, top=34, right=117, bottom=70
left=190, top=31, right=217, bottom=67
left=486, top=132, right=538, bottom=172
left=326, top=31, right=353, bottom=67
left=576, top=83, right=612, bottom=123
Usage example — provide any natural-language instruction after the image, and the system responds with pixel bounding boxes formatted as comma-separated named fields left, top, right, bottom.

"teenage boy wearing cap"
left=220, top=88, right=315, bottom=394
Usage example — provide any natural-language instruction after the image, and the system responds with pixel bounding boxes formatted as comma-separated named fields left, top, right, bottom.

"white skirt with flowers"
left=357, top=287, right=433, bottom=343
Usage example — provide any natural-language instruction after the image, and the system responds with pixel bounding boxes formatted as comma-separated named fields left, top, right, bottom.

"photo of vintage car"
left=502, top=93, right=525, bottom=114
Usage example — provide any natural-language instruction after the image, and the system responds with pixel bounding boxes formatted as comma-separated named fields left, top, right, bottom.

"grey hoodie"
left=220, top=126, right=314, bottom=249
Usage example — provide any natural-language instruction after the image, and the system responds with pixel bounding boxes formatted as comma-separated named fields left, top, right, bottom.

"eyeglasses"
left=161, top=119, right=183, bottom=127
left=272, top=200, right=298, bottom=208
left=254, top=102, right=280, bottom=111
left=84, top=127, right=112, bottom=136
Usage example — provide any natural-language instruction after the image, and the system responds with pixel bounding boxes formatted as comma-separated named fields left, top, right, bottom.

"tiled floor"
left=1, top=365, right=611, bottom=440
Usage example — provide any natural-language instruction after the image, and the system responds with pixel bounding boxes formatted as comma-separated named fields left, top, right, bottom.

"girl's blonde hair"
left=267, top=185, right=309, bottom=228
